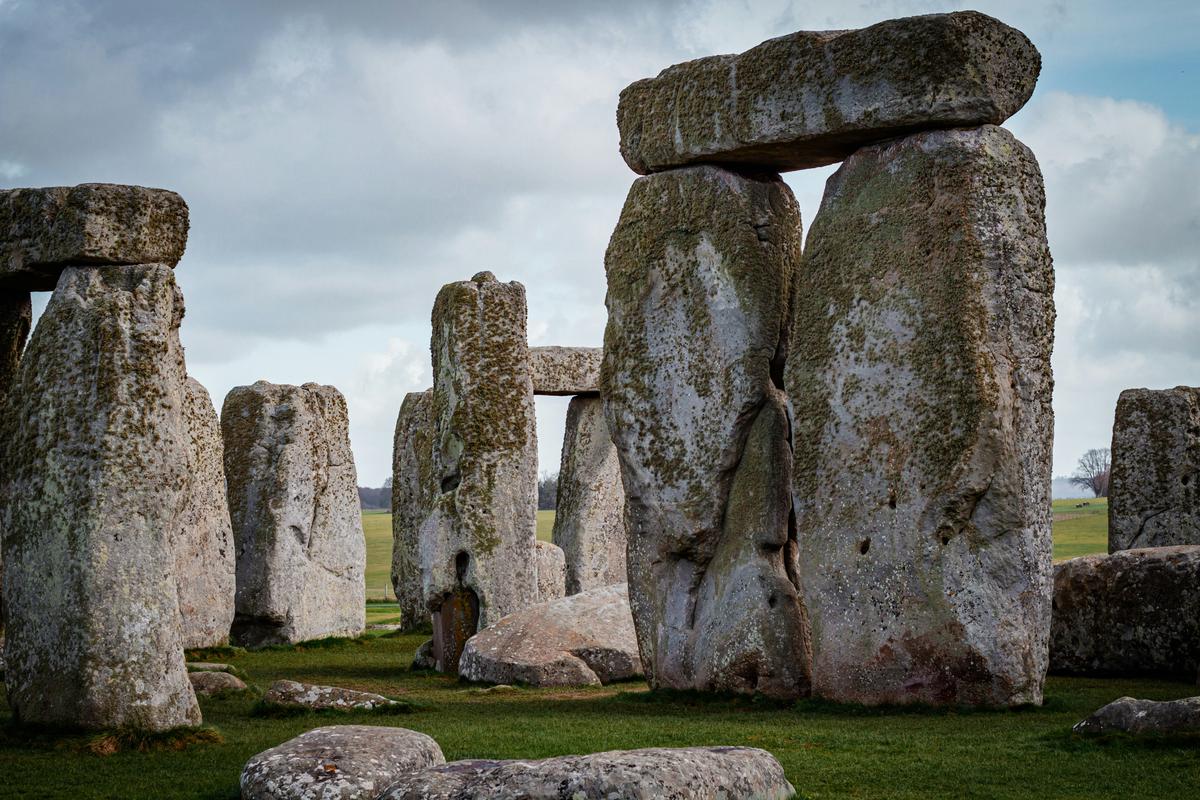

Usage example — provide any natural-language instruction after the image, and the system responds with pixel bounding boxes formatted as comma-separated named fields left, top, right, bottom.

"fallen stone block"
left=261, top=680, right=405, bottom=712
left=1073, top=696, right=1200, bottom=736
left=188, top=670, right=247, bottom=696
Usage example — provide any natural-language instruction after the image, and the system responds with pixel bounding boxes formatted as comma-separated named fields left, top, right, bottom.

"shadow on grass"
left=0, top=718, right=223, bottom=755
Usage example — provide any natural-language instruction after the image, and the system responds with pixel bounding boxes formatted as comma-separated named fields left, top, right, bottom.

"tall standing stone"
left=1108, top=386, right=1200, bottom=552
left=174, top=377, right=236, bottom=649
left=391, top=389, right=434, bottom=631
left=222, top=381, right=365, bottom=648
left=787, top=125, right=1054, bottom=706
left=0, top=291, right=30, bottom=633
left=422, top=272, right=538, bottom=673
left=0, top=264, right=200, bottom=730
left=552, top=396, right=627, bottom=594
left=603, top=165, right=811, bottom=699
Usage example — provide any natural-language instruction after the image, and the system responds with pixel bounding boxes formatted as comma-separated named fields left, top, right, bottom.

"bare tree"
left=1069, top=448, right=1111, bottom=497
left=538, top=471, right=559, bottom=511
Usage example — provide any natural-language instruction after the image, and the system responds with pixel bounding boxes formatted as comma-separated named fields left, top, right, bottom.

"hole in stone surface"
left=859, top=538, right=870, bottom=555
left=887, top=491, right=897, bottom=510
left=767, top=594, right=778, bottom=608
left=1183, top=474, right=1192, bottom=486
left=455, top=551, right=470, bottom=584
left=441, top=473, right=461, bottom=493
left=941, top=534, right=951, bottom=546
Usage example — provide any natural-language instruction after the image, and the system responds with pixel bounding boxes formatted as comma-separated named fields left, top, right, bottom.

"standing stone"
left=422, top=272, right=538, bottom=673
left=787, top=125, right=1054, bottom=706
left=222, top=381, right=365, bottom=648
left=1109, top=386, right=1200, bottom=552
left=174, top=377, right=236, bottom=649
left=0, top=292, right=30, bottom=634
left=0, top=264, right=200, bottom=730
left=391, top=389, right=434, bottom=632
left=529, top=346, right=602, bottom=395
left=552, top=396, right=627, bottom=594
left=534, top=540, right=566, bottom=602
left=603, top=165, right=811, bottom=699
left=618, top=12, right=1040, bottom=174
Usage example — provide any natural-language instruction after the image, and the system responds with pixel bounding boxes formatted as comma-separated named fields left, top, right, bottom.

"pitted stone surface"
left=241, top=725, right=444, bottom=800
left=618, top=11, right=1039, bottom=174
left=0, top=264, right=200, bottom=731
left=534, top=540, right=566, bottom=603
left=1109, top=386, right=1200, bottom=552
left=189, top=670, right=247, bottom=695
left=529, top=346, right=601, bottom=395
left=0, top=292, right=30, bottom=634
left=262, top=680, right=405, bottom=712
left=0, top=183, right=189, bottom=290
left=552, top=396, right=627, bottom=595
left=175, top=376, right=236, bottom=649
left=1073, top=696, right=1200, bottom=736
left=603, top=165, right=811, bottom=699
left=1050, top=546, right=1200, bottom=678
left=422, top=272, right=538, bottom=673
left=458, top=583, right=641, bottom=687
left=786, top=125, right=1054, bottom=707
left=223, top=381, right=365, bottom=648
left=379, top=746, right=795, bottom=800
left=392, top=390, right=435, bottom=631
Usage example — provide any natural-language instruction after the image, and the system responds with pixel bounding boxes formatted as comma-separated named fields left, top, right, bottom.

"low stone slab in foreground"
left=379, top=746, right=794, bottom=800
left=458, top=583, right=641, bottom=687
left=188, top=671, right=247, bottom=696
left=1074, top=696, right=1200, bottom=736
left=262, top=680, right=405, bottom=712
left=529, top=346, right=601, bottom=395
left=241, top=725, right=444, bottom=800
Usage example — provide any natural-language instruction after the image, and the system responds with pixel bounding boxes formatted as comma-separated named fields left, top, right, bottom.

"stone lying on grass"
left=188, top=671, right=247, bottom=696
left=1073, top=696, right=1200, bottom=736
left=528, top=346, right=602, bottom=395
left=379, top=746, right=795, bottom=800
left=457, top=583, right=641, bottom=687
left=262, top=680, right=405, bottom=712
left=412, top=640, right=436, bottom=671
left=241, top=725, right=444, bottom=800
left=186, top=662, right=238, bottom=673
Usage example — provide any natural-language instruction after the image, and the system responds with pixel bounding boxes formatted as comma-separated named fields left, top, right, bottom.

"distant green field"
left=536, top=509, right=555, bottom=542
left=1051, top=497, right=1108, bottom=561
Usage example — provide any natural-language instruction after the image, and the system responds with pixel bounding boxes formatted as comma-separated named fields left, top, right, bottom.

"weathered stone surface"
left=1073, top=696, right=1200, bottom=736
left=1050, top=546, right=1200, bottom=678
left=189, top=670, right=247, bottom=695
left=392, top=390, right=434, bottom=632
left=422, top=272, right=538, bottom=673
left=175, top=377, right=236, bottom=649
left=412, top=639, right=436, bottom=671
left=787, top=125, right=1054, bottom=707
left=262, top=680, right=404, bottom=712
left=618, top=12, right=1039, bottom=175
left=0, top=264, right=200, bottom=730
left=603, top=165, right=811, bottom=699
left=528, top=346, right=601, bottom=395
left=242, top=725, right=444, bottom=800
left=552, top=396, right=627, bottom=595
left=222, top=381, right=365, bottom=648
left=0, top=292, right=30, bottom=635
left=0, top=184, right=189, bottom=290
left=1109, top=387, right=1200, bottom=552
left=380, top=746, right=795, bottom=800
left=459, top=583, right=641, bottom=687
left=534, top=540, right=566, bottom=602
left=186, top=661, right=238, bottom=673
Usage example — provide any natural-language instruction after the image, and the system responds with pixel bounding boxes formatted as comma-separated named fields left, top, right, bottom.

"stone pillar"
left=222, top=381, right=365, bottom=648
left=422, top=271, right=538, bottom=673
left=534, top=540, right=566, bottom=602
left=551, top=396, right=627, bottom=595
left=1109, top=386, right=1200, bottom=552
left=0, top=264, right=200, bottom=731
left=603, top=165, right=811, bottom=699
left=787, top=125, right=1054, bottom=706
left=0, top=291, right=31, bottom=634
left=391, top=389, right=434, bottom=631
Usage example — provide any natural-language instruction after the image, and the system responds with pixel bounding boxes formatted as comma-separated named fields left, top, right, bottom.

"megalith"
left=603, top=165, right=811, bottom=699
left=222, top=381, right=365, bottom=648
left=534, top=540, right=566, bottom=602
left=552, top=396, right=627, bottom=594
left=174, top=377, right=236, bottom=649
left=787, top=125, right=1054, bottom=706
left=391, top=389, right=434, bottom=632
left=422, top=271, right=538, bottom=673
left=0, top=264, right=200, bottom=731
left=529, top=346, right=602, bottom=395
left=0, top=291, right=31, bottom=400
left=1108, top=386, right=1200, bottom=552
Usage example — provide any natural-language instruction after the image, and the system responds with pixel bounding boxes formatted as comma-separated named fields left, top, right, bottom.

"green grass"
left=2, top=633, right=1195, bottom=799
left=1052, top=497, right=1109, bottom=561
left=536, top=509, right=555, bottom=542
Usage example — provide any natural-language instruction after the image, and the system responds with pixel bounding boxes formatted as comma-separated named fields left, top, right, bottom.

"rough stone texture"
left=222, top=381, right=365, bottom=648
left=786, top=125, right=1054, bottom=707
left=603, top=165, right=811, bottom=699
left=412, top=639, right=436, bottom=671
left=1050, top=546, right=1200, bottom=678
left=392, top=390, right=434, bottom=632
left=1073, top=696, right=1200, bottom=736
left=262, top=680, right=404, bottom=712
left=1108, top=387, right=1200, bottom=552
left=422, top=272, right=538, bottom=673
left=380, top=746, right=795, bottom=800
left=189, top=670, right=247, bottom=695
left=242, top=725, right=444, bottom=800
left=0, top=264, right=200, bottom=730
left=0, top=292, right=30, bottom=635
left=459, top=583, right=641, bottom=687
left=528, top=346, right=602, bottom=395
left=552, top=396, right=627, bottom=595
left=0, top=184, right=189, bottom=291
left=175, top=377, right=236, bottom=649
left=187, top=662, right=238, bottom=673
left=618, top=11, right=1040, bottom=175
left=534, top=540, right=566, bottom=602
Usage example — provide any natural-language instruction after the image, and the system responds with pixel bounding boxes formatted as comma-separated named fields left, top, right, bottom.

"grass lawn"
left=1052, top=497, right=1109, bottom=561
left=536, top=509, right=555, bottom=542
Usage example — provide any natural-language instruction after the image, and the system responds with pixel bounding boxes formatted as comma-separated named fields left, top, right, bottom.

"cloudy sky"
left=2, top=0, right=1197, bottom=486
